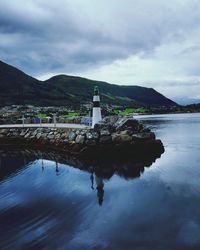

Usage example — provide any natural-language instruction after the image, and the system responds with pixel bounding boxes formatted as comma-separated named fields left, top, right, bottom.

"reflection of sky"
left=1, top=113, right=200, bottom=249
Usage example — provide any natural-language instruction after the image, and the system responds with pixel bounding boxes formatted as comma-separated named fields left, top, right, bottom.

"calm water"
left=1, top=113, right=200, bottom=250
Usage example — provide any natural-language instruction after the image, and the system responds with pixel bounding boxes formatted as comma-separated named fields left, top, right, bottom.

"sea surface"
left=1, top=113, right=200, bottom=250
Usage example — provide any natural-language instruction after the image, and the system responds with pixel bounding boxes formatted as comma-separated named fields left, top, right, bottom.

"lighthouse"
left=92, top=86, right=102, bottom=128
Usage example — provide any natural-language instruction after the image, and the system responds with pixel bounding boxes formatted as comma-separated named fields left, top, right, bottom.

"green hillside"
left=0, top=60, right=177, bottom=107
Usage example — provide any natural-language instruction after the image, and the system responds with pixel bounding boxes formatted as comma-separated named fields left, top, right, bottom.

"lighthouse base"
left=92, top=107, right=102, bottom=128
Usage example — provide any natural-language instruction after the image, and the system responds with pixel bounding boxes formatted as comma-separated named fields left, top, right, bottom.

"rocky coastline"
left=0, top=116, right=164, bottom=160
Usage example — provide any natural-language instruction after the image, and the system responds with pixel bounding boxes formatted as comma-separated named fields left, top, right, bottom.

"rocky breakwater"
left=0, top=117, right=164, bottom=160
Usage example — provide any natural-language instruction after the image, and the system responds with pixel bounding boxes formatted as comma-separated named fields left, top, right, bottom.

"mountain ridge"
left=0, top=60, right=177, bottom=107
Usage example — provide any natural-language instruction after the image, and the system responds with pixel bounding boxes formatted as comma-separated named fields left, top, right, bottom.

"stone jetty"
left=0, top=116, right=164, bottom=160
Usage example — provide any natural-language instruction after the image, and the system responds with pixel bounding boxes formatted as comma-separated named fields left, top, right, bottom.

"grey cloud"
left=1, top=0, right=200, bottom=79
left=150, top=80, right=200, bottom=87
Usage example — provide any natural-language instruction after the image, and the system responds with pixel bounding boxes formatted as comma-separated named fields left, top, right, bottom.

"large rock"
left=47, top=134, right=55, bottom=139
left=120, top=130, right=133, bottom=136
left=0, top=129, right=8, bottom=135
left=60, top=132, right=67, bottom=139
left=55, top=134, right=61, bottom=140
left=86, top=132, right=93, bottom=139
left=75, top=135, right=85, bottom=144
left=111, top=133, right=121, bottom=143
left=132, top=132, right=155, bottom=142
left=141, top=128, right=151, bottom=133
left=68, top=131, right=77, bottom=141
left=20, top=129, right=29, bottom=136
left=112, top=133, right=132, bottom=143
left=116, top=118, right=140, bottom=132
left=24, top=133, right=30, bottom=138
left=41, top=133, right=48, bottom=138
left=102, top=116, right=119, bottom=124
left=94, top=122, right=115, bottom=133
left=36, top=133, right=42, bottom=139
left=86, top=131, right=99, bottom=140
left=100, top=130, right=110, bottom=136
left=120, top=134, right=132, bottom=142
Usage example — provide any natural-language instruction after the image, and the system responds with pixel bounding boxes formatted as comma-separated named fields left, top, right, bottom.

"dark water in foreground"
left=1, top=113, right=200, bottom=250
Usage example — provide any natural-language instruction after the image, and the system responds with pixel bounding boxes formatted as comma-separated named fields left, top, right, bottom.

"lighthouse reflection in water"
left=42, top=159, right=105, bottom=206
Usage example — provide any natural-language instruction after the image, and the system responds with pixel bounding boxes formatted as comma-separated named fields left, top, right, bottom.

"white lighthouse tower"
left=92, top=86, right=102, bottom=128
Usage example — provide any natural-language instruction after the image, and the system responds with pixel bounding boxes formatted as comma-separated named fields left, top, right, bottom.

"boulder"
left=112, top=133, right=132, bottom=143
left=120, top=130, right=133, bottom=136
left=47, top=134, right=55, bottom=140
left=86, top=131, right=99, bottom=140
left=68, top=131, right=77, bottom=141
left=24, top=133, right=30, bottom=138
left=55, top=134, right=61, bottom=139
left=102, top=116, right=119, bottom=124
left=132, top=132, right=155, bottom=142
left=75, top=130, right=81, bottom=135
left=75, top=135, right=85, bottom=144
left=94, top=122, right=115, bottom=133
left=36, top=133, right=42, bottom=139
left=119, top=134, right=132, bottom=142
left=0, top=129, right=8, bottom=135
left=100, top=130, right=110, bottom=136
left=116, top=118, right=140, bottom=132
left=141, top=128, right=151, bottom=133
left=41, top=133, right=48, bottom=138
left=60, top=133, right=67, bottom=139
left=111, top=133, right=121, bottom=143
left=80, top=130, right=88, bottom=136
left=12, top=132, right=20, bottom=137
left=86, top=132, right=93, bottom=139
left=20, top=129, right=29, bottom=136
left=92, top=132, right=99, bottom=139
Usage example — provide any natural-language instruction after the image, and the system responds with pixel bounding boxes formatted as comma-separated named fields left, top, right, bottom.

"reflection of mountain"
left=0, top=148, right=162, bottom=182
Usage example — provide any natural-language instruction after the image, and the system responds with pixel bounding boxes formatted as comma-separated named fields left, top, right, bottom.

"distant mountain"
left=175, top=98, right=200, bottom=106
left=0, top=60, right=177, bottom=107
left=185, top=103, right=200, bottom=108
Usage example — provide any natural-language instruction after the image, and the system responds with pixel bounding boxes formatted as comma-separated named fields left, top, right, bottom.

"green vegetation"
left=62, top=112, right=80, bottom=118
left=35, top=113, right=47, bottom=118
left=113, top=107, right=146, bottom=115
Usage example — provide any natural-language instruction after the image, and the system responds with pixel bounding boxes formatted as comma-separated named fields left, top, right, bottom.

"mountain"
left=175, top=98, right=200, bottom=105
left=0, top=60, right=177, bottom=107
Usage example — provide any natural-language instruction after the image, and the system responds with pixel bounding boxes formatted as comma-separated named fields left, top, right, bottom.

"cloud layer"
left=1, top=0, right=200, bottom=103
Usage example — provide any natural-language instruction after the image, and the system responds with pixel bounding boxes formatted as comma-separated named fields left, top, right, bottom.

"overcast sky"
left=1, top=0, right=200, bottom=104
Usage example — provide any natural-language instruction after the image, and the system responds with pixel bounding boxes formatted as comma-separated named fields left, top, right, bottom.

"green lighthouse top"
left=94, top=86, right=99, bottom=96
